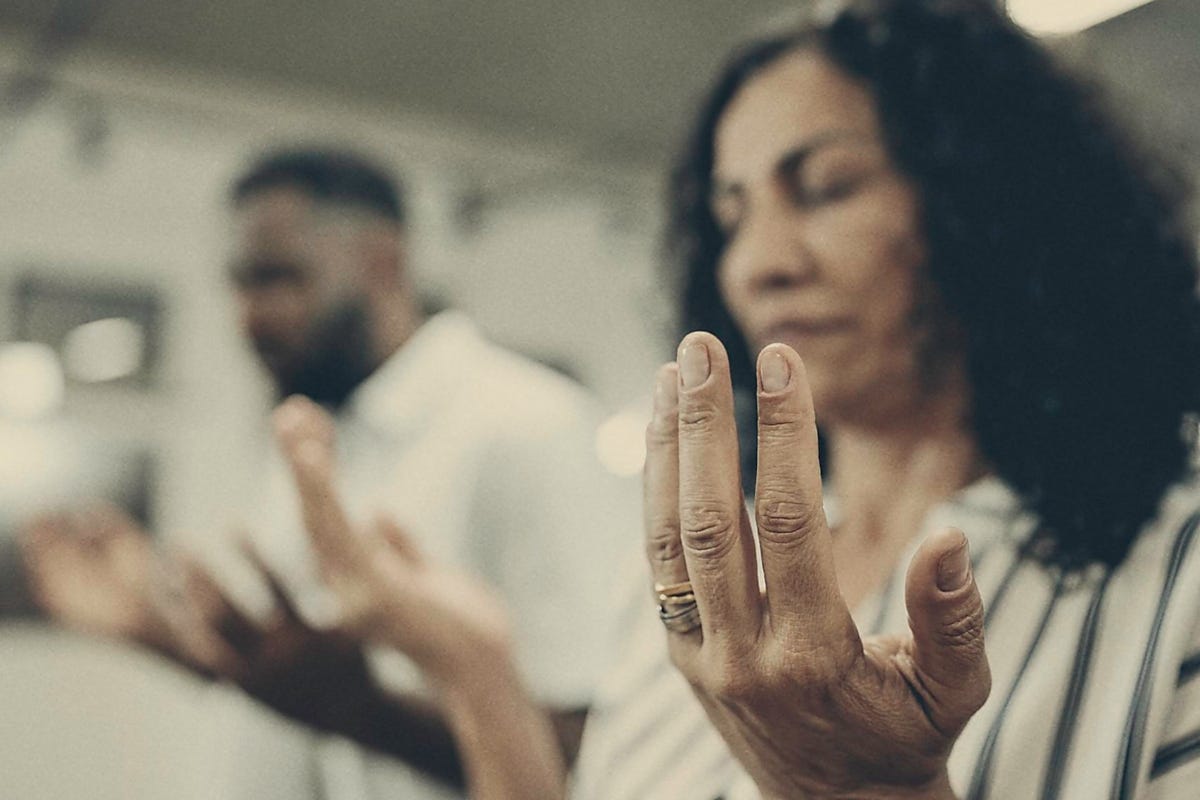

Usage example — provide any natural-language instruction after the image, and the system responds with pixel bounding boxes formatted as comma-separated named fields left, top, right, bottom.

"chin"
left=810, top=391, right=837, bottom=422
left=802, top=361, right=875, bottom=423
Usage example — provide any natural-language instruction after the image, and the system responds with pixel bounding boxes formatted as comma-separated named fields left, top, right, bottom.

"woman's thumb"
left=904, top=527, right=992, bottom=737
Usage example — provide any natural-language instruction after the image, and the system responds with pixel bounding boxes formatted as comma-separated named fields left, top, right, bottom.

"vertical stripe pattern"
left=1111, top=511, right=1200, bottom=799
left=966, top=572, right=1066, bottom=800
left=572, top=483, right=1200, bottom=800
left=1040, top=569, right=1113, bottom=799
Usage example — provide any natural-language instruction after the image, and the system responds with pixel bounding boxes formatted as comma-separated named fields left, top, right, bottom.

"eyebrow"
left=710, top=128, right=878, bottom=199
left=228, top=257, right=305, bottom=287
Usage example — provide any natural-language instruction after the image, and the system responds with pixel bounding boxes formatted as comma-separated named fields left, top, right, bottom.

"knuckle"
left=678, top=502, right=739, bottom=556
left=742, top=664, right=791, bottom=702
left=705, top=655, right=808, bottom=707
left=756, top=410, right=809, bottom=442
left=643, top=521, right=685, bottom=567
left=755, top=489, right=823, bottom=543
left=677, top=404, right=721, bottom=434
left=939, top=603, right=986, bottom=652
left=704, top=658, right=761, bottom=704
left=758, top=399, right=815, bottom=431
left=779, top=654, right=835, bottom=692
left=771, top=638, right=845, bottom=692
left=644, top=418, right=675, bottom=449
left=711, top=672, right=757, bottom=703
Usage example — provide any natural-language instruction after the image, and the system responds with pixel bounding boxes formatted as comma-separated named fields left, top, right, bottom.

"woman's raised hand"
left=643, top=332, right=991, bottom=800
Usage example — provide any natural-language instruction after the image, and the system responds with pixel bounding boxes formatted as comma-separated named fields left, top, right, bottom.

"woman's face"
left=713, top=50, right=942, bottom=425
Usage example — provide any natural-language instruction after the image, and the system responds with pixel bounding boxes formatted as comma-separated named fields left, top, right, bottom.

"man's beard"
left=274, top=301, right=378, bottom=410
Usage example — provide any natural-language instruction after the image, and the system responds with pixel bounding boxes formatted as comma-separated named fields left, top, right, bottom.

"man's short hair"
left=232, top=148, right=405, bottom=223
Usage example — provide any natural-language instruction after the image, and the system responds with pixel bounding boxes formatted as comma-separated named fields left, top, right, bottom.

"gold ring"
left=655, top=580, right=693, bottom=596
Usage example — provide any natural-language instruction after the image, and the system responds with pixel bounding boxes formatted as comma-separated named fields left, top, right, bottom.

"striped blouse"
left=571, top=477, right=1200, bottom=799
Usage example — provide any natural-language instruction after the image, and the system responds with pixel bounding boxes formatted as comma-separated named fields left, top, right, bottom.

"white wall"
left=0, top=44, right=671, bottom=541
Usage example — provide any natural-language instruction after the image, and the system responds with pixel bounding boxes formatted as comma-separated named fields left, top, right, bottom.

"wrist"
left=414, top=621, right=516, bottom=696
left=435, top=652, right=567, bottom=800
left=759, top=770, right=956, bottom=800
left=432, top=637, right=521, bottom=708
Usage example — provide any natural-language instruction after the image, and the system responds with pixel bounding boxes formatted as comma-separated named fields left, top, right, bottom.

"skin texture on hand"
left=273, top=395, right=567, bottom=800
left=643, top=333, right=988, bottom=800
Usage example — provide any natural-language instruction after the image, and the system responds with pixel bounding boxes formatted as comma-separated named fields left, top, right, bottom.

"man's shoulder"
left=447, top=323, right=601, bottom=430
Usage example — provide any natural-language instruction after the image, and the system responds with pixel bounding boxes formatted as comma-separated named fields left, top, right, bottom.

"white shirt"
left=243, top=311, right=641, bottom=800
left=572, top=477, right=1200, bottom=800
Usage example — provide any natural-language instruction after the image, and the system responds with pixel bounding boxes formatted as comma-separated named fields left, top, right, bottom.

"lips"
left=760, top=317, right=854, bottom=342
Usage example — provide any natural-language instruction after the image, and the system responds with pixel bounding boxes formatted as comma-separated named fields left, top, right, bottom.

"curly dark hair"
left=669, top=0, right=1200, bottom=570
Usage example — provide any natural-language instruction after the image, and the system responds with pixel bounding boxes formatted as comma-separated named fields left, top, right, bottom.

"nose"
left=237, top=291, right=276, bottom=342
left=723, top=198, right=816, bottom=293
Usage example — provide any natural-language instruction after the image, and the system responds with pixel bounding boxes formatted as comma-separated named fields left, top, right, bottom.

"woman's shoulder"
left=1152, top=474, right=1200, bottom=532
left=1119, top=475, right=1200, bottom=582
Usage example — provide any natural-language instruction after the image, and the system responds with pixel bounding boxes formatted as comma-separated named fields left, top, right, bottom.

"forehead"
left=231, top=186, right=319, bottom=256
left=713, top=50, right=880, bottom=180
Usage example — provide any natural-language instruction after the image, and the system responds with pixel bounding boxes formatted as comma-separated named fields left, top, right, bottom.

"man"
left=23, top=148, right=638, bottom=799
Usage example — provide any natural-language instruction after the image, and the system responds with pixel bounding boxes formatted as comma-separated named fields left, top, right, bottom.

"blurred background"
left=0, top=0, right=1197, bottom=798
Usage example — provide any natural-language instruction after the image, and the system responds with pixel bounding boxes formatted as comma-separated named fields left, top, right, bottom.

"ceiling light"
left=1007, top=0, right=1156, bottom=36
left=595, top=406, right=648, bottom=477
left=0, top=343, right=65, bottom=420
left=0, top=420, right=81, bottom=513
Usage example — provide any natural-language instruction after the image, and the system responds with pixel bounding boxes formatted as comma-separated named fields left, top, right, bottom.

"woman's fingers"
left=644, top=362, right=704, bottom=653
left=902, top=528, right=991, bottom=737
left=643, top=365, right=688, bottom=587
left=674, top=332, right=762, bottom=647
left=753, top=344, right=853, bottom=648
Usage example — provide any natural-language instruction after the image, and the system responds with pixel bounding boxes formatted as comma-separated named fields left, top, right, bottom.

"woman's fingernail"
left=759, top=348, right=790, bottom=392
left=679, top=342, right=710, bottom=389
left=937, top=537, right=971, bottom=591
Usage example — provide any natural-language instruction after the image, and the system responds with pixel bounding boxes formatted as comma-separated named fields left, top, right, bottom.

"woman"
left=277, top=0, right=1200, bottom=797
left=576, top=1, right=1200, bottom=797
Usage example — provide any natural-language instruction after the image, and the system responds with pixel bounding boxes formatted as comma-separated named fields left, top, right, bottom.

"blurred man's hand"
left=184, top=540, right=378, bottom=728
left=19, top=502, right=467, bottom=781
left=20, top=506, right=171, bottom=646
left=17, top=505, right=348, bottom=688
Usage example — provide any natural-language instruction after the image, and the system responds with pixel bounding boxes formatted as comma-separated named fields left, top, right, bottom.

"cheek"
left=814, top=195, right=922, bottom=280
left=262, top=291, right=316, bottom=338
left=715, top=254, right=753, bottom=330
left=813, top=196, right=926, bottom=316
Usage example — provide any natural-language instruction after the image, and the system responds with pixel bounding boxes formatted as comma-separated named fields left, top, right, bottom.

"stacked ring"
left=655, top=580, right=702, bottom=634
